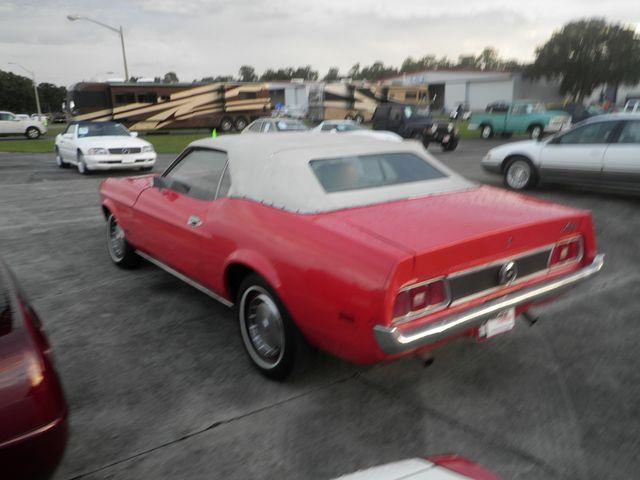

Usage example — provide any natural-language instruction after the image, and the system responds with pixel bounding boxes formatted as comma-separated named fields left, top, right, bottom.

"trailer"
left=64, top=81, right=272, bottom=132
left=307, top=82, right=429, bottom=123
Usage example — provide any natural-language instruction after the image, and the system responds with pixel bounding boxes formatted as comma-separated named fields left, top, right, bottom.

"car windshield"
left=324, top=123, right=362, bottom=132
left=276, top=120, right=308, bottom=131
left=404, top=106, right=430, bottom=118
left=310, top=152, right=447, bottom=193
left=77, top=122, right=130, bottom=138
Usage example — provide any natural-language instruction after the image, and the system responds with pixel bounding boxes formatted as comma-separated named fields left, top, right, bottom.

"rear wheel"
left=55, top=148, right=69, bottom=168
left=220, top=117, right=234, bottom=132
left=504, top=156, right=538, bottom=190
left=25, top=127, right=41, bottom=139
left=234, top=116, right=248, bottom=131
left=480, top=124, right=494, bottom=139
left=344, top=114, right=353, bottom=121
left=106, top=213, right=140, bottom=268
left=237, top=274, right=305, bottom=380
left=353, top=113, right=364, bottom=123
left=529, top=124, right=543, bottom=140
left=442, top=138, right=458, bottom=152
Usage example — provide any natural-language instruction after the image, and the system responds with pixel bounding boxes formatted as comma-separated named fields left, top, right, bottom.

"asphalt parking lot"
left=1, top=138, right=638, bottom=480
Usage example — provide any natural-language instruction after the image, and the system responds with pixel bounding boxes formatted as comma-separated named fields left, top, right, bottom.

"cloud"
left=1, top=0, right=638, bottom=85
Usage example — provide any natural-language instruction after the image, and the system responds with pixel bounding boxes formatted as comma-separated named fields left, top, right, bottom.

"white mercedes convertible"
left=54, top=121, right=156, bottom=175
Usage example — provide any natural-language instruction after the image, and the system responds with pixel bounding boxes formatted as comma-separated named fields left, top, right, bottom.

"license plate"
left=478, top=308, right=515, bottom=339
left=122, top=157, right=135, bottom=164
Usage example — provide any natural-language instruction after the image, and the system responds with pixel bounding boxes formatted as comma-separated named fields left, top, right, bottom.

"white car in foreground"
left=54, top=121, right=156, bottom=175
left=312, top=120, right=402, bottom=142
left=334, top=456, right=498, bottom=479
left=0, top=111, right=47, bottom=139
left=482, top=113, right=640, bottom=192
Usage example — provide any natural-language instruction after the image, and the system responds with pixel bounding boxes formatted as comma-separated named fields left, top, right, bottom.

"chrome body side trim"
left=374, top=254, right=604, bottom=355
left=136, top=250, right=233, bottom=308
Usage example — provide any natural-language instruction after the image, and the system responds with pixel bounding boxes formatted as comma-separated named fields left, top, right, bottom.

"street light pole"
left=67, top=15, right=129, bottom=81
left=9, top=62, right=41, bottom=114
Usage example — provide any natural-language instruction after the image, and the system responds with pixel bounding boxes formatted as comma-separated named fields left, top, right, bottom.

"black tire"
left=25, top=127, right=41, bottom=139
left=480, top=124, right=494, bottom=139
left=353, top=114, right=364, bottom=123
left=220, top=117, right=234, bottom=132
left=234, top=117, right=248, bottom=131
left=106, top=213, right=141, bottom=269
left=55, top=147, right=69, bottom=168
left=236, top=274, right=306, bottom=380
left=503, top=156, right=539, bottom=190
left=344, top=114, right=353, bottom=121
left=77, top=151, right=90, bottom=175
left=442, top=138, right=459, bottom=152
left=528, top=124, right=544, bottom=140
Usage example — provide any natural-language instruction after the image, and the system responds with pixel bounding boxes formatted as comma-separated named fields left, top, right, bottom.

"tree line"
left=2, top=18, right=639, bottom=114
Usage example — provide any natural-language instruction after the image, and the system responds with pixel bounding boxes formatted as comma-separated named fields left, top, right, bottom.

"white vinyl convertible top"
left=189, top=133, right=474, bottom=213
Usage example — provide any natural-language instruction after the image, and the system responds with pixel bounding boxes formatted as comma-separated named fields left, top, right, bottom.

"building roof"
left=189, top=133, right=473, bottom=214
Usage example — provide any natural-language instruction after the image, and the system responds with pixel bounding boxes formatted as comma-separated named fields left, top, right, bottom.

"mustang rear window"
left=310, top=153, right=447, bottom=193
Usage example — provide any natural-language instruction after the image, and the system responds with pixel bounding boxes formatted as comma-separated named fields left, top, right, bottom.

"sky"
left=1, top=0, right=639, bottom=86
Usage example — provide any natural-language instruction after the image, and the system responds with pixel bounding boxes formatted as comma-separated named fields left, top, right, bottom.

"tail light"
left=549, top=236, right=583, bottom=268
left=392, top=278, right=450, bottom=323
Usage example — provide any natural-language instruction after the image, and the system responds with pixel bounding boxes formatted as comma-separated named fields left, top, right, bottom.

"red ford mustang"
left=100, top=133, right=603, bottom=379
left=0, top=261, right=68, bottom=479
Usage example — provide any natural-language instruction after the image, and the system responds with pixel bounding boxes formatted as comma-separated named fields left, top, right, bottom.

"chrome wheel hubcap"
left=507, top=161, right=531, bottom=189
left=240, top=286, right=285, bottom=369
left=482, top=126, right=491, bottom=138
left=107, top=216, right=126, bottom=261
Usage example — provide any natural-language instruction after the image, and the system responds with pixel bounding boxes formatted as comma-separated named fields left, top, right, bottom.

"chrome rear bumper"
left=374, top=254, right=604, bottom=355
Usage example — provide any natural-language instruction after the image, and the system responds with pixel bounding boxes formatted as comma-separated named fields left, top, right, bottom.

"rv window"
left=114, top=93, right=136, bottom=105
left=137, top=93, right=158, bottom=103
left=405, top=92, right=417, bottom=100
left=238, top=92, right=258, bottom=100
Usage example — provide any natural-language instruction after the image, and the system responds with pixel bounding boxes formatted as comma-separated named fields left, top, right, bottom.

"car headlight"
left=142, top=145, right=154, bottom=153
left=87, top=147, right=109, bottom=155
left=447, top=123, right=454, bottom=132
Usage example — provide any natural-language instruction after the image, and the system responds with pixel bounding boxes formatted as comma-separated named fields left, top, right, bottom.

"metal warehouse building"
left=383, top=70, right=564, bottom=112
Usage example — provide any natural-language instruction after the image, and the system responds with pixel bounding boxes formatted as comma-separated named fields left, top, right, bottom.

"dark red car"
left=0, top=261, right=68, bottom=480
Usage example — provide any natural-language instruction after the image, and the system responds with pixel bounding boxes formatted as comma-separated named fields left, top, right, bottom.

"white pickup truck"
left=0, top=111, right=47, bottom=139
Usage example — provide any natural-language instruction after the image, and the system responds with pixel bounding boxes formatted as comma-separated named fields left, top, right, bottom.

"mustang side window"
left=164, top=149, right=229, bottom=201
left=310, top=153, right=447, bottom=193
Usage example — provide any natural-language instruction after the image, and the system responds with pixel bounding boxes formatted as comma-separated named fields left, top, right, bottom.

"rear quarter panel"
left=204, top=199, right=411, bottom=364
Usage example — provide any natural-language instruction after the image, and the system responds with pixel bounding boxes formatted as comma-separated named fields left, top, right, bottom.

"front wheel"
left=504, top=157, right=538, bottom=190
left=353, top=114, right=364, bottom=123
left=25, top=127, right=41, bottom=139
left=106, top=214, right=140, bottom=268
left=237, top=275, right=304, bottom=380
left=480, top=124, right=494, bottom=139
left=77, top=152, right=90, bottom=175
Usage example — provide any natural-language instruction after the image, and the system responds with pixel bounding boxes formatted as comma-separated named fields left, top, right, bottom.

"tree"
left=0, top=70, right=37, bottom=113
left=528, top=18, right=640, bottom=101
left=238, top=65, right=258, bottom=82
left=323, top=67, right=340, bottom=81
left=259, top=66, right=319, bottom=81
left=163, top=71, right=179, bottom=83
left=37, top=83, right=66, bottom=113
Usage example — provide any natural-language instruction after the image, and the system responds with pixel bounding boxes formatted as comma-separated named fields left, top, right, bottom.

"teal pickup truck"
left=468, top=101, right=571, bottom=140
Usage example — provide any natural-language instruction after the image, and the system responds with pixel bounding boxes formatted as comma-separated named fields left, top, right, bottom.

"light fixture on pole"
left=67, top=14, right=129, bottom=81
left=8, top=62, right=41, bottom=115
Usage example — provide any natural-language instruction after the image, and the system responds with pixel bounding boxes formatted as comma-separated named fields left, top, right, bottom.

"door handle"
left=187, top=215, right=202, bottom=228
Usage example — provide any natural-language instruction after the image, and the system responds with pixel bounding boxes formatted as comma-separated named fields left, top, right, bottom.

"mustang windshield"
left=77, top=122, right=130, bottom=138
left=310, top=152, right=447, bottom=193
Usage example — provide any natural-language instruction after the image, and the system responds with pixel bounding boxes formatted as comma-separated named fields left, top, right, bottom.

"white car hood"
left=75, top=136, right=151, bottom=149
left=489, top=139, right=545, bottom=156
